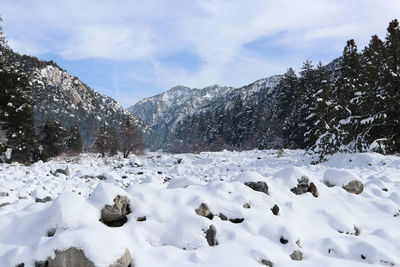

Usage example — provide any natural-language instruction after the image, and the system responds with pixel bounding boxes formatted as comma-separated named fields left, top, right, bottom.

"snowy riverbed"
left=0, top=150, right=399, bottom=266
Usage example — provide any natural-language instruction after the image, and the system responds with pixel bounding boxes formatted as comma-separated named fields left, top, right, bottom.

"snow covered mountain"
left=7, top=52, right=147, bottom=145
left=129, top=76, right=282, bottom=150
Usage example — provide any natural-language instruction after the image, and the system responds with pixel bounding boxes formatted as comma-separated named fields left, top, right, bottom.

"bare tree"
left=121, top=117, right=145, bottom=158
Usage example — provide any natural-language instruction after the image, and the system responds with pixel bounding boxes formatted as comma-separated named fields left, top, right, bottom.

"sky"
left=1, top=0, right=399, bottom=107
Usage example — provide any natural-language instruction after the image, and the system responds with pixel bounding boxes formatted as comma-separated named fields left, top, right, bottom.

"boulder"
left=343, top=180, right=364, bottom=194
left=205, top=225, right=218, bottom=246
left=101, top=195, right=131, bottom=227
left=109, top=249, right=132, bottom=267
left=195, top=203, right=213, bottom=220
left=51, top=167, right=70, bottom=176
left=290, top=250, right=303, bottom=261
left=290, top=176, right=318, bottom=197
left=0, top=192, right=9, bottom=197
left=244, top=181, right=269, bottom=195
left=48, top=247, right=95, bottom=267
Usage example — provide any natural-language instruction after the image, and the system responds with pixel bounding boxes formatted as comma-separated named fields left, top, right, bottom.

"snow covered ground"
left=0, top=150, right=399, bottom=267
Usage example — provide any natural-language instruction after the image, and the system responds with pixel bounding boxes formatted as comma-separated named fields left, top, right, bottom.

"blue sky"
left=1, top=0, right=399, bottom=107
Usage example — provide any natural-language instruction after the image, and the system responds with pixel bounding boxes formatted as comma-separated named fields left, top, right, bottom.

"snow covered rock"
left=290, top=176, right=318, bottom=197
left=109, top=249, right=132, bottom=267
left=195, top=203, right=213, bottom=220
left=343, top=180, right=364, bottom=194
left=47, top=247, right=95, bottom=267
left=100, top=195, right=131, bottom=227
left=244, top=181, right=269, bottom=195
left=290, top=250, right=303, bottom=261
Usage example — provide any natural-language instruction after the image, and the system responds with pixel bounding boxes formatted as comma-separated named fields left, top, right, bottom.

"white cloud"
left=1, top=0, right=400, bottom=97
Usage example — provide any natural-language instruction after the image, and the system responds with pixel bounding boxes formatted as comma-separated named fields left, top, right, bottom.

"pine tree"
left=0, top=17, right=39, bottom=163
left=65, top=124, right=82, bottom=153
left=382, top=19, right=400, bottom=152
left=39, top=119, right=67, bottom=161
left=109, top=127, right=119, bottom=156
left=94, top=122, right=110, bottom=158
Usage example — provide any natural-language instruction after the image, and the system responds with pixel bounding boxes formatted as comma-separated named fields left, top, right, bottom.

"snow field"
left=0, top=150, right=399, bottom=266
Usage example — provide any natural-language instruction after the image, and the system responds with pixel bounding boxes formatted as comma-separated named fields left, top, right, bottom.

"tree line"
left=172, top=19, right=400, bottom=160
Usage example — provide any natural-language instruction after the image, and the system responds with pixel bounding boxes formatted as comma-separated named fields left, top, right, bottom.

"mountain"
left=6, top=52, right=147, bottom=146
left=129, top=76, right=282, bottom=151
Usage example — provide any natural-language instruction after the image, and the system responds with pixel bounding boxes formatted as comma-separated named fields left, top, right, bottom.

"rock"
left=290, top=250, right=303, bottom=261
left=354, top=226, right=361, bottom=236
left=35, top=196, right=52, bottom=203
left=47, top=247, right=132, bottom=267
left=309, top=182, right=318, bottom=197
left=218, top=213, right=228, bottom=221
left=0, top=192, right=9, bottom=197
left=343, top=180, right=364, bottom=194
left=47, top=247, right=95, bottom=267
left=205, top=225, right=218, bottom=246
left=100, top=195, right=131, bottom=227
left=176, top=158, right=182, bottom=164
left=243, top=203, right=251, bottom=209
left=109, top=249, right=132, bottom=267
left=280, top=236, right=288, bottom=244
left=244, top=181, right=269, bottom=195
left=195, top=203, right=213, bottom=220
left=47, top=228, right=56, bottom=237
left=260, top=259, right=273, bottom=266
left=51, top=167, right=70, bottom=176
left=0, top=202, right=9, bottom=208
left=229, top=218, right=244, bottom=224
left=137, top=216, right=147, bottom=222
left=290, top=176, right=310, bottom=195
left=26, top=170, right=30, bottom=175
left=271, top=204, right=279, bottom=215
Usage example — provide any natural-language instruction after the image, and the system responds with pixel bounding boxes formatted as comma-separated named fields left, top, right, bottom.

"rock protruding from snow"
left=205, top=225, right=218, bottom=246
left=260, top=259, right=273, bottom=266
left=271, top=204, right=280, bottom=215
left=290, top=250, right=303, bottom=261
left=100, top=195, right=131, bottom=227
left=47, top=247, right=95, bottom=267
left=343, top=180, right=364, bottom=194
left=290, top=176, right=318, bottom=197
left=195, top=203, right=213, bottom=220
left=109, top=249, right=133, bottom=267
left=244, top=181, right=269, bottom=195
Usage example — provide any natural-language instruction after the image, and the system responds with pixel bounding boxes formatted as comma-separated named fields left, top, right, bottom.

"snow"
left=0, top=150, right=399, bottom=266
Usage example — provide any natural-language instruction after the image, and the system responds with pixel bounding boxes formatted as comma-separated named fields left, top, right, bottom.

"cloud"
left=1, top=0, right=400, bottom=105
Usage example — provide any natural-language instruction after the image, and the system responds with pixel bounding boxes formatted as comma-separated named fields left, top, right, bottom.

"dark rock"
left=136, top=171, right=144, bottom=175
left=354, top=226, right=360, bottom=236
left=280, top=236, right=288, bottom=244
left=16, top=264, right=24, bottom=267
left=164, top=177, right=171, bottom=183
left=205, top=225, right=218, bottom=246
left=271, top=204, right=279, bottom=215
left=121, top=175, right=127, bottom=179
left=382, top=188, right=388, bottom=192
left=343, top=180, right=364, bottom=194
left=195, top=203, right=213, bottom=220
left=243, top=203, right=251, bottom=209
left=95, top=174, right=106, bottom=180
left=361, top=254, right=366, bottom=260
left=229, top=218, right=244, bottom=224
left=0, top=202, right=10, bottom=208
left=100, top=195, right=131, bottom=227
left=0, top=192, right=9, bottom=197
left=51, top=167, right=70, bottom=176
left=36, top=196, right=52, bottom=203
left=137, top=216, right=147, bottom=222
left=291, top=176, right=310, bottom=195
left=47, top=228, right=56, bottom=237
left=260, top=259, right=273, bottom=266
left=176, top=158, right=182, bottom=164
left=157, top=171, right=162, bottom=174
left=309, top=182, right=318, bottom=197
left=290, top=250, right=303, bottom=261
left=244, top=181, right=269, bottom=195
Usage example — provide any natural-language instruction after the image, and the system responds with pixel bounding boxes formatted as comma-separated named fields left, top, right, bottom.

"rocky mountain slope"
left=129, top=76, right=282, bottom=150
left=7, top=52, right=147, bottom=145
